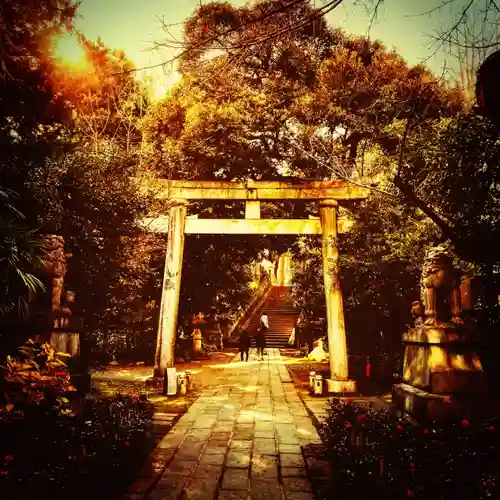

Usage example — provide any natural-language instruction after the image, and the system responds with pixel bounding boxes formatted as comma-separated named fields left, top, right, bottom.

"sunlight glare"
left=51, top=33, right=88, bottom=71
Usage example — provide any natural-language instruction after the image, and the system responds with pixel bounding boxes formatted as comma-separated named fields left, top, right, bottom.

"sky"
left=73, top=0, right=474, bottom=99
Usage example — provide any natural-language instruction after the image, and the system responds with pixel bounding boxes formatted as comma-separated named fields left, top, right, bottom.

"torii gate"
left=141, top=179, right=369, bottom=393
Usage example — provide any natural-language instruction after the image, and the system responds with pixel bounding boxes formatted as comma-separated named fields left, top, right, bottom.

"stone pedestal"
left=327, top=378, right=356, bottom=394
left=50, top=314, right=83, bottom=355
left=393, top=324, right=488, bottom=421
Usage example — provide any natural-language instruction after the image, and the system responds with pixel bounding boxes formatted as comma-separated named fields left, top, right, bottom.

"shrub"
left=0, top=392, right=156, bottom=500
left=319, top=399, right=500, bottom=499
left=1, top=339, right=75, bottom=409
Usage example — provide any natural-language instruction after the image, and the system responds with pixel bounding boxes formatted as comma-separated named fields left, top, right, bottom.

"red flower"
left=345, top=423, right=352, bottom=429
left=344, top=399, right=351, bottom=405
left=396, top=425, right=404, bottom=432
left=95, top=423, right=102, bottom=428
left=124, top=441, right=130, bottom=447
left=202, top=25, right=208, bottom=31
left=409, top=462, right=415, bottom=469
left=488, top=425, right=495, bottom=431
left=458, top=436, right=462, bottom=441
left=4, top=456, right=14, bottom=462
left=423, top=428, right=429, bottom=435
left=55, top=371, right=66, bottom=376
left=407, top=489, right=414, bottom=497
left=488, top=445, right=498, bottom=450
left=461, top=419, right=470, bottom=427
left=356, top=414, right=367, bottom=421
left=383, top=432, right=387, bottom=436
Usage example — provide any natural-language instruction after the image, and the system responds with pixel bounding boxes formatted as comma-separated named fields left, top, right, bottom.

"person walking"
left=256, top=311, right=268, bottom=360
left=255, top=328, right=266, bottom=360
left=239, top=329, right=250, bottom=362
left=260, top=311, right=269, bottom=333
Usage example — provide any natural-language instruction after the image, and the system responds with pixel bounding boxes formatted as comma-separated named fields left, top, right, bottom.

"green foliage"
left=319, top=399, right=500, bottom=499
left=1, top=339, right=75, bottom=411
left=0, top=0, right=79, bottom=146
left=0, top=392, right=156, bottom=500
left=26, top=140, right=154, bottom=339
left=0, top=190, right=45, bottom=316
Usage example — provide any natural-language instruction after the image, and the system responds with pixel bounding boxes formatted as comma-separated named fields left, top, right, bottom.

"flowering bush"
left=319, top=399, right=500, bottom=499
left=1, top=339, right=76, bottom=411
left=0, top=392, right=156, bottom=499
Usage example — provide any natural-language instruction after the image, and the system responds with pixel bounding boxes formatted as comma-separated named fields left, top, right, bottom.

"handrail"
left=227, top=275, right=273, bottom=338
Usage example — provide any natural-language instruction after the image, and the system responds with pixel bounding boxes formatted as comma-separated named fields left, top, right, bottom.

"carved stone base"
left=393, top=382, right=490, bottom=422
left=402, top=325, right=485, bottom=394
left=326, top=378, right=356, bottom=394
left=145, top=377, right=165, bottom=391
left=50, top=332, right=80, bottom=356
left=147, top=367, right=178, bottom=395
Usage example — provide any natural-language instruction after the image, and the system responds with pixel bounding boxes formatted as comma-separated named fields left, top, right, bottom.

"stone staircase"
left=245, top=286, right=299, bottom=348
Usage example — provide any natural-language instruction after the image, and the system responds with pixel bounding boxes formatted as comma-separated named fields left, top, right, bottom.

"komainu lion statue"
left=39, top=235, right=69, bottom=312
left=420, top=245, right=463, bottom=326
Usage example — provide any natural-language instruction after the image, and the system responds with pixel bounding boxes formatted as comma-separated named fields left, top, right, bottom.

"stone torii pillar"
left=319, top=199, right=356, bottom=393
left=154, top=200, right=187, bottom=378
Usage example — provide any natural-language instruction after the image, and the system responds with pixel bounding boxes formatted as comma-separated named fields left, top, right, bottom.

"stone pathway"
left=124, top=348, right=333, bottom=500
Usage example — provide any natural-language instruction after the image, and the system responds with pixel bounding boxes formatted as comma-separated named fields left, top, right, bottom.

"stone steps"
left=241, top=286, right=300, bottom=348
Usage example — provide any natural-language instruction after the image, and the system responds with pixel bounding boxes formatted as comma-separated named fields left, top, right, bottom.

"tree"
left=50, top=34, right=150, bottom=153
left=0, top=0, right=79, bottom=146
left=26, top=140, right=154, bottom=353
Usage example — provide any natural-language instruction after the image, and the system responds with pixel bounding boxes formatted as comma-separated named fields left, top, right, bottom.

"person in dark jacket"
left=255, top=327, right=266, bottom=361
left=239, top=329, right=250, bottom=362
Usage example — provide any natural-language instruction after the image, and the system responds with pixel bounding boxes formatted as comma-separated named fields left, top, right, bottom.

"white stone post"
left=154, top=200, right=187, bottom=378
left=319, top=199, right=356, bottom=393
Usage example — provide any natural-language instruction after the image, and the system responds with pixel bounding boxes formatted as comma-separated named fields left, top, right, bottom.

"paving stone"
left=233, top=427, right=254, bottom=439
left=221, top=469, right=250, bottom=490
left=151, top=475, right=190, bottom=500
left=254, top=430, right=275, bottom=439
left=276, top=435, right=300, bottom=445
left=158, top=435, right=184, bottom=449
left=251, top=455, right=278, bottom=478
left=278, top=444, right=301, bottom=455
left=230, top=440, right=252, bottom=450
left=280, top=468, right=307, bottom=478
left=282, top=478, right=312, bottom=493
left=273, top=414, right=294, bottom=424
left=210, top=431, right=233, bottom=441
left=176, top=442, right=205, bottom=460
left=283, top=493, right=315, bottom=500
left=193, top=419, right=217, bottom=429
left=226, top=450, right=251, bottom=468
left=186, top=430, right=213, bottom=441
left=218, top=490, right=249, bottom=500
left=165, top=459, right=198, bottom=476
left=199, top=453, right=225, bottom=466
left=204, top=444, right=228, bottom=455
left=249, top=478, right=282, bottom=500
left=305, top=458, right=332, bottom=477
left=194, top=464, right=223, bottom=478
left=214, top=423, right=235, bottom=432
left=253, top=439, right=277, bottom=456
left=181, top=478, right=219, bottom=500
left=148, top=449, right=176, bottom=470
left=279, top=454, right=305, bottom=468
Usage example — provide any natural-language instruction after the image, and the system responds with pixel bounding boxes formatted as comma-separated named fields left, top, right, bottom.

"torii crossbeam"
left=140, top=179, right=369, bottom=394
